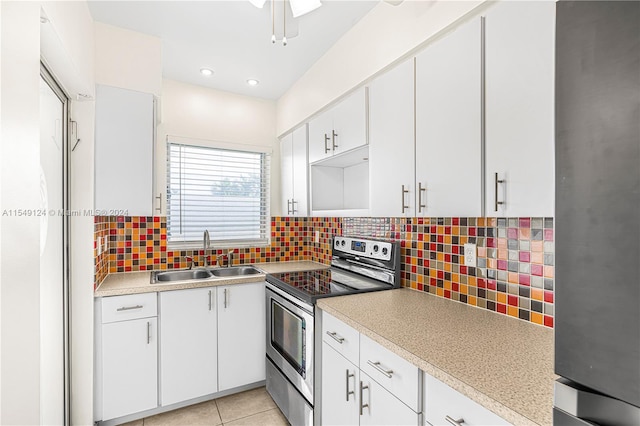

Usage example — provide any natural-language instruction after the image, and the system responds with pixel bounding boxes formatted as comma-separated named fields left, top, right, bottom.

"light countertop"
left=317, top=289, right=555, bottom=426
left=95, top=260, right=328, bottom=297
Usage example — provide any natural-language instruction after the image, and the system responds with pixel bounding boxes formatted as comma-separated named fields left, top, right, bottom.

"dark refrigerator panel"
left=555, top=0, right=640, bottom=410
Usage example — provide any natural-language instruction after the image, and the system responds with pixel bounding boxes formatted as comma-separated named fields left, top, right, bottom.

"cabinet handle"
left=224, top=288, right=228, bottom=308
left=367, top=360, right=393, bottom=378
left=287, top=199, right=292, bottom=215
left=332, top=130, right=338, bottom=151
left=401, top=185, right=409, bottom=214
left=117, top=305, right=143, bottom=312
left=146, top=321, right=151, bottom=344
left=494, top=172, right=505, bottom=212
left=345, top=369, right=355, bottom=401
left=418, top=182, right=426, bottom=213
left=359, top=381, right=369, bottom=415
left=445, top=416, right=465, bottom=426
left=208, top=290, right=212, bottom=311
left=324, top=134, right=331, bottom=154
left=326, top=331, right=345, bottom=344
left=155, top=193, right=162, bottom=212
left=291, top=199, right=297, bottom=214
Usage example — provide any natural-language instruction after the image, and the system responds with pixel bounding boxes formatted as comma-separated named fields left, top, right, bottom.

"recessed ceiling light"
left=247, top=79, right=260, bottom=86
left=200, top=68, right=214, bottom=77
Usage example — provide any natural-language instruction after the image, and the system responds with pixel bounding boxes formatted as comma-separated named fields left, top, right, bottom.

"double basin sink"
left=150, top=266, right=262, bottom=284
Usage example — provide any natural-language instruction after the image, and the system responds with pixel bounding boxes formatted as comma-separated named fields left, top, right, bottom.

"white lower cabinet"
left=322, top=342, right=360, bottom=426
left=424, top=375, right=510, bottom=426
left=160, top=287, right=217, bottom=406
left=217, top=282, right=266, bottom=391
left=99, top=293, right=158, bottom=421
left=360, top=371, right=421, bottom=426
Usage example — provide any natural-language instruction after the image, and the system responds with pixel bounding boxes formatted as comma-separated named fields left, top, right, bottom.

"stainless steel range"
left=265, top=236, right=400, bottom=426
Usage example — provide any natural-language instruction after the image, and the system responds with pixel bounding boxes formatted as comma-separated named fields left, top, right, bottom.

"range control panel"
left=333, top=237, right=393, bottom=262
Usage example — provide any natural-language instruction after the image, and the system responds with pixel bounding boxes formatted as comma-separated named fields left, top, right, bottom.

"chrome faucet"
left=203, top=230, right=211, bottom=266
left=185, top=256, right=197, bottom=270
left=217, top=249, right=235, bottom=268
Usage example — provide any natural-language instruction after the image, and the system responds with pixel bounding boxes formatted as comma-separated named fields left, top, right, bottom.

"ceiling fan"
left=248, top=0, right=404, bottom=46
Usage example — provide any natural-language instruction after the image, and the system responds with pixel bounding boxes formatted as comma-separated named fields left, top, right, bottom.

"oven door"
left=266, top=284, right=314, bottom=405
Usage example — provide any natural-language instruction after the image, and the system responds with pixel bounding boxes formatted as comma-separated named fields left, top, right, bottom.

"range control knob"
left=373, top=244, right=379, bottom=253
left=382, top=247, right=388, bottom=255
left=341, top=240, right=346, bottom=246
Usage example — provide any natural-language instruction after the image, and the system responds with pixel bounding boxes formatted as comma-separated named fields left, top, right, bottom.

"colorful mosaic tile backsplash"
left=95, top=216, right=554, bottom=328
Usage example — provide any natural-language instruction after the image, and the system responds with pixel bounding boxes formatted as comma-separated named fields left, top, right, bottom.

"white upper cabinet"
left=484, top=1, right=555, bottom=217
left=369, top=59, right=415, bottom=217
left=416, top=17, right=483, bottom=217
left=280, top=125, right=309, bottom=216
left=95, top=85, right=156, bottom=216
left=308, top=87, right=368, bottom=163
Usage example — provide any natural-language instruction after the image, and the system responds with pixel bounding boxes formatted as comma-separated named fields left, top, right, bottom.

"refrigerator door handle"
left=555, top=378, right=640, bottom=426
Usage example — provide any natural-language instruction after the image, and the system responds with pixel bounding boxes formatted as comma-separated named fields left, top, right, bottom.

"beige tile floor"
left=122, top=387, right=288, bottom=426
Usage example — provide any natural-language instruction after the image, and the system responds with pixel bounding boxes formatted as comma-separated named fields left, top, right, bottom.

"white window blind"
left=167, top=142, right=270, bottom=246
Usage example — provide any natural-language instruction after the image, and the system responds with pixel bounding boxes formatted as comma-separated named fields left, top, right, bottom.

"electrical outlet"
left=103, top=237, right=108, bottom=254
left=314, top=230, right=320, bottom=244
left=97, top=237, right=102, bottom=255
left=464, top=243, right=476, bottom=267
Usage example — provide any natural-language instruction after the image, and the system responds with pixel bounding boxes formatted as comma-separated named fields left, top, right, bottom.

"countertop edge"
left=317, top=301, right=539, bottom=426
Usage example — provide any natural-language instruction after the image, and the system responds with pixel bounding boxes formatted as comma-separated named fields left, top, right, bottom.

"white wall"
left=0, top=2, right=42, bottom=423
left=276, top=0, right=487, bottom=135
left=95, top=22, right=162, bottom=96
left=160, top=79, right=281, bottom=215
left=0, top=1, right=95, bottom=424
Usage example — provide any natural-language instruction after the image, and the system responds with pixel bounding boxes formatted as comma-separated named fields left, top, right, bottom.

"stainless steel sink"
left=210, top=266, right=262, bottom=277
left=152, top=269, right=213, bottom=283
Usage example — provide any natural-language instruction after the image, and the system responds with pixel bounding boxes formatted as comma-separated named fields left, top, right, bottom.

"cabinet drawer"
left=102, top=293, right=157, bottom=323
left=425, top=375, right=510, bottom=426
left=322, top=311, right=359, bottom=365
left=360, top=334, right=421, bottom=412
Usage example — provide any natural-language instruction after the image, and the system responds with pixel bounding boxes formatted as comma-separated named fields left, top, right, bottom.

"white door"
left=369, top=59, right=415, bottom=217
left=416, top=17, right=482, bottom=217
left=332, top=87, right=368, bottom=155
left=291, top=124, right=309, bottom=216
left=39, top=71, right=67, bottom=425
left=359, top=372, right=419, bottom=426
left=280, top=132, right=294, bottom=215
left=484, top=1, right=555, bottom=217
left=102, top=318, right=158, bottom=420
left=160, top=287, right=217, bottom=405
left=321, top=343, right=360, bottom=426
left=308, top=109, right=333, bottom=163
left=217, top=282, right=266, bottom=391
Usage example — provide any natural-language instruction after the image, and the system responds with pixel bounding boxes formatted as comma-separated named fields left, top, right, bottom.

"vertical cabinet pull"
left=324, top=134, right=331, bottom=154
left=359, top=381, right=369, bottom=415
left=345, top=370, right=355, bottom=401
left=401, top=185, right=409, bottom=214
left=224, top=288, right=228, bottom=308
left=208, top=290, right=212, bottom=311
left=291, top=199, right=297, bottom=214
left=146, top=321, right=151, bottom=344
left=418, top=182, right=426, bottom=213
left=287, top=199, right=292, bottom=215
left=445, top=416, right=465, bottom=426
left=494, top=172, right=505, bottom=212
left=332, top=130, right=339, bottom=151
left=155, top=193, right=163, bottom=212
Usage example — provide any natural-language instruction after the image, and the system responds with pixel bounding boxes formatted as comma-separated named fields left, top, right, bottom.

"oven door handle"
left=326, top=331, right=345, bottom=344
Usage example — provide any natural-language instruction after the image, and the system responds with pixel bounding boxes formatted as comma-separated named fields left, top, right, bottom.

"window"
left=167, top=142, right=270, bottom=246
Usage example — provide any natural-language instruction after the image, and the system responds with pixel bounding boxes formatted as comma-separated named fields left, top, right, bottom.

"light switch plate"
left=464, top=243, right=476, bottom=267
left=314, top=230, right=320, bottom=244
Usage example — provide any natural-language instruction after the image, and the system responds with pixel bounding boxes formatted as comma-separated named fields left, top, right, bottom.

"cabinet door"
left=332, top=86, right=368, bottom=155
left=95, top=85, right=154, bottom=216
left=416, top=17, right=482, bottom=217
left=160, top=288, right=217, bottom=406
left=291, top=124, right=309, bottom=216
left=360, top=371, right=420, bottom=426
left=369, top=59, right=415, bottom=217
left=217, top=282, right=266, bottom=391
left=102, top=317, right=157, bottom=420
left=484, top=1, right=555, bottom=217
left=308, top=109, right=333, bottom=163
left=322, top=342, right=360, bottom=426
left=280, top=132, right=294, bottom=215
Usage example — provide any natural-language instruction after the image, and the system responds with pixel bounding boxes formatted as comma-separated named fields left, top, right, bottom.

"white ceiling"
left=87, top=1, right=378, bottom=100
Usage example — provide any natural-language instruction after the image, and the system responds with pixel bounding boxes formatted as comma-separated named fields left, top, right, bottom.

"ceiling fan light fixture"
left=289, top=0, right=322, bottom=18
